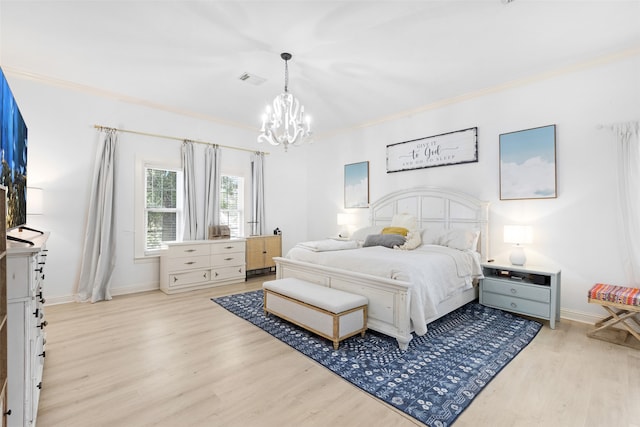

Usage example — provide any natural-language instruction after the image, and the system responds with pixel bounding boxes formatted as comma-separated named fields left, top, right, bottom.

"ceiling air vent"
left=238, top=72, right=266, bottom=86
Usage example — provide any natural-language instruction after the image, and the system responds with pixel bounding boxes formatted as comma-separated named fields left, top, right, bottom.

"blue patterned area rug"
left=212, top=290, right=541, bottom=426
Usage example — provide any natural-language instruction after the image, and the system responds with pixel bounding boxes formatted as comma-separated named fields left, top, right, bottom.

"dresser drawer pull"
left=510, top=302, right=517, bottom=308
left=510, top=288, right=517, bottom=294
left=173, top=277, right=178, bottom=282
left=224, top=257, right=234, bottom=261
left=203, top=273, right=208, bottom=279
left=185, top=261, right=195, bottom=265
left=185, top=249, right=196, bottom=253
left=224, top=246, right=234, bottom=250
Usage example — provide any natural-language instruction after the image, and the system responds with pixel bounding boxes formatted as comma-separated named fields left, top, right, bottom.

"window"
left=144, top=166, right=182, bottom=252
left=135, top=160, right=243, bottom=258
left=219, top=175, right=244, bottom=238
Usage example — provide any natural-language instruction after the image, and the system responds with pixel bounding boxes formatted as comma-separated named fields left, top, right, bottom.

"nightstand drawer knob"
left=510, top=302, right=517, bottom=308
left=510, top=288, right=517, bottom=294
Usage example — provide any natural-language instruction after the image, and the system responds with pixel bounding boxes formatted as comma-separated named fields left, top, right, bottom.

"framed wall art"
left=344, top=161, right=369, bottom=208
left=386, top=127, right=478, bottom=173
left=499, top=124, right=557, bottom=200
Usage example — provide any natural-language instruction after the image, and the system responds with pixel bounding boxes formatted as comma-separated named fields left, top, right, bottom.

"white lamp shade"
left=503, top=225, right=533, bottom=244
left=27, top=187, right=43, bottom=215
left=337, top=213, right=352, bottom=226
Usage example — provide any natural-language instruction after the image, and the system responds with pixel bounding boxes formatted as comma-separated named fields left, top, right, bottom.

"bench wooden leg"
left=588, top=305, right=640, bottom=348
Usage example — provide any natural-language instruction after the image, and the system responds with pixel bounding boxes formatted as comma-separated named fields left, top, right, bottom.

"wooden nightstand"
left=480, top=261, right=561, bottom=329
left=246, top=235, right=282, bottom=276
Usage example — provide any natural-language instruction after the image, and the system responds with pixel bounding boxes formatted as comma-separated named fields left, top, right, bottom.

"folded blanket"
left=296, top=239, right=358, bottom=252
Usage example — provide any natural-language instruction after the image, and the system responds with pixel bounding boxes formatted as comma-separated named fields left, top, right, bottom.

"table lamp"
left=503, top=225, right=533, bottom=266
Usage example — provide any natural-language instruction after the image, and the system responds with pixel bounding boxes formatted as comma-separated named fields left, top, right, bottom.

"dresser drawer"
left=481, top=292, right=550, bottom=318
left=482, top=278, right=550, bottom=303
left=165, top=255, right=210, bottom=272
left=211, top=252, right=245, bottom=267
left=211, top=241, right=245, bottom=255
left=167, top=244, right=210, bottom=258
left=8, top=256, right=37, bottom=299
left=168, top=269, right=211, bottom=288
left=212, top=265, right=246, bottom=282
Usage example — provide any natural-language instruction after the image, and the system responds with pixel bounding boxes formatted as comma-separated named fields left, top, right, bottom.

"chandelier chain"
left=284, top=59, right=289, bottom=93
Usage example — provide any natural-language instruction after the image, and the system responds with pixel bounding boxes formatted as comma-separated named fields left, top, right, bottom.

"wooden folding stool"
left=587, top=283, right=640, bottom=349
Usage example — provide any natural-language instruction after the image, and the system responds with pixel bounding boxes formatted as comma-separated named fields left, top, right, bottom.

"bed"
left=274, top=187, right=490, bottom=350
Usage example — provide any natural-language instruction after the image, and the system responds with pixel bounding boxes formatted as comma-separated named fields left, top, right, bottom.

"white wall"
left=5, top=75, right=309, bottom=302
left=305, top=54, right=640, bottom=322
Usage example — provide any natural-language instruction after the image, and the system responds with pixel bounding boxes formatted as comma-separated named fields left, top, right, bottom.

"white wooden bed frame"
left=274, top=187, right=490, bottom=350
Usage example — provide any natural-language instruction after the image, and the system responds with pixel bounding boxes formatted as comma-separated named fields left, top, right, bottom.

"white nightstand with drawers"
left=480, top=261, right=561, bottom=329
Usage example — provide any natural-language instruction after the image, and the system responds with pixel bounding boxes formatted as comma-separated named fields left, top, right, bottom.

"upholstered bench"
left=587, top=283, right=640, bottom=348
left=262, top=278, right=368, bottom=350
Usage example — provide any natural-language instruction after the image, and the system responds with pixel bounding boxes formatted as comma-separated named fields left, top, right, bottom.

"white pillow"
left=421, top=227, right=444, bottom=245
left=437, top=229, right=480, bottom=251
left=350, top=225, right=383, bottom=243
left=397, top=229, right=422, bottom=250
left=391, top=213, right=418, bottom=231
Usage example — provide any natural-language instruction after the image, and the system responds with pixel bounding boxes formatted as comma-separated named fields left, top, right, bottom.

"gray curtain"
left=250, top=152, right=265, bottom=236
left=77, top=129, right=118, bottom=303
left=182, top=141, right=198, bottom=240
left=204, top=145, right=221, bottom=232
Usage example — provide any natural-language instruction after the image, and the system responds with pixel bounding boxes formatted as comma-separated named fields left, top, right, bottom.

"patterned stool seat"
left=588, top=283, right=640, bottom=306
left=587, top=283, right=640, bottom=349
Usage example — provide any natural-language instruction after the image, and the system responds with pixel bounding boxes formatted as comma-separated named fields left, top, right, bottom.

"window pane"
left=146, top=169, right=177, bottom=209
left=220, top=175, right=239, bottom=210
left=220, top=175, right=243, bottom=238
left=220, top=210, right=240, bottom=237
left=146, top=211, right=176, bottom=249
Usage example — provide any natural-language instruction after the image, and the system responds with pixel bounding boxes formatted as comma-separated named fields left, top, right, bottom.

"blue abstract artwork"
left=0, top=67, right=28, bottom=228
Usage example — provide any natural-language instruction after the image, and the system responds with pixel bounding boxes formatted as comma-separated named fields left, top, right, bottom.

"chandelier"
left=258, top=52, right=311, bottom=151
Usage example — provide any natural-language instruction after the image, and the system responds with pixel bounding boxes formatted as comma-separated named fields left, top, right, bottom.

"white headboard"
left=369, top=187, right=490, bottom=261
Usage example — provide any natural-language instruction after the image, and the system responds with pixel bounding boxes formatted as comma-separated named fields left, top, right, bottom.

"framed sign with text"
left=386, top=127, right=478, bottom=173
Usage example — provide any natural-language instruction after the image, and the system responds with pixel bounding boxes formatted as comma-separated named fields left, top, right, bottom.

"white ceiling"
left=1, top=0, right=639, bottom=138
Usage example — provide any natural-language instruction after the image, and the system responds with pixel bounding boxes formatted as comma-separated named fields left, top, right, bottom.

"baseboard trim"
left=44, top=282, right=160, bottom=306
left=561, top=308, right=603, bottom=325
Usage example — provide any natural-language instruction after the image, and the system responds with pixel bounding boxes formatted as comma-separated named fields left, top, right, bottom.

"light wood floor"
left=37, top=275, right=640, bottom=427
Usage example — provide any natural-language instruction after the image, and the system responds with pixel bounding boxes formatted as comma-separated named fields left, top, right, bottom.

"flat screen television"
left=0, top=67, right=28, bottom=230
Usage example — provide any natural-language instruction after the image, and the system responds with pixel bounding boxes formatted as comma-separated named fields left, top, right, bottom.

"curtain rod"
left=93, top=124, right=269, bottom=155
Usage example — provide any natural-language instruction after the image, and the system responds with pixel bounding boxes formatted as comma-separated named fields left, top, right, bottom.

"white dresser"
left=6, top=230, right=49, bottom=427
left=160, top=239, right=246, bottom=294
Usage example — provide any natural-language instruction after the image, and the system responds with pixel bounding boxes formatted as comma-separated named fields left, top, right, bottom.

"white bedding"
left=285, top=244, right=483, bottom=335
left=295, top=239, right=359, bottom=252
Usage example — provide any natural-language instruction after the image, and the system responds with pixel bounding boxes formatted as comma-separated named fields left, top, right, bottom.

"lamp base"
left=509, top=245, right=526, bottom=266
